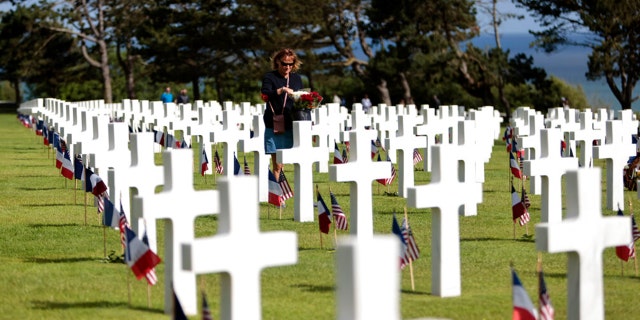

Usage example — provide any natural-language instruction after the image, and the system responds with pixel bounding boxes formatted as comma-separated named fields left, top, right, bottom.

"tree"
left=515, top=0, right=640, bottom=109
left=39, top=0, right=116, bottom=103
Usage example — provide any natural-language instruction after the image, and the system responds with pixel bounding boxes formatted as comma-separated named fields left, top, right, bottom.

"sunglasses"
left=280, top=61, right=295, bottom=67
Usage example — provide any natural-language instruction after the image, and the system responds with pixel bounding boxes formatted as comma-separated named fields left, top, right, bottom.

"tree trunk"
left=12, top=79, right=21, bottom=104
left=376, top=79, right=391, bottom=106
left=191, top=78, right=200, bottom=101
left=399, top=72, right=413, bottom=104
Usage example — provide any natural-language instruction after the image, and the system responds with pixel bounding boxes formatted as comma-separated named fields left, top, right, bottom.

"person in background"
left=161, top=87, right=173, bottom=103
left=361, top=93, right=372, bottom=113
left=261, top=48, right=304, bottom=181
left=333, top=94, right=341, bottom=105
left=176, top=88, right=189, bottom=104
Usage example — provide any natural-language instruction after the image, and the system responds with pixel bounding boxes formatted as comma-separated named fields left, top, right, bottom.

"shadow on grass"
left=17, top=187, right=60, bottom=191
left=400, top=288, right=429, bottom=295
left=298, top=246, right=336, bottom=252
left=291, top=283, right=334, bottom=293
left=460, top=235, right=534, bottom=243
left=31, top=300, right=164, bottom=313
left=23, top=203, right=72, bottom=207
left=23, top=256, right=98, bottom=264
left=28, top=223, right=103, bottom=229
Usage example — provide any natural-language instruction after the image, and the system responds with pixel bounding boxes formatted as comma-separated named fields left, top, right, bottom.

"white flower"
left=290, top=91, right=309, bottom=101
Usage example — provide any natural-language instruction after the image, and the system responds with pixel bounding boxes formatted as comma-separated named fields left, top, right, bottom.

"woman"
left=261, top=48, right=304, bottom=181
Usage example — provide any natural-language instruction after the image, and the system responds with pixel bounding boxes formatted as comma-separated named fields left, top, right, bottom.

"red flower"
left=261, top=93, right=269, bottom=102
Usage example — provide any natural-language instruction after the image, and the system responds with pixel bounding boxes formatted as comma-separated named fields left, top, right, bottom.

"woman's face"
left=278, top=55, right=295, bottom=77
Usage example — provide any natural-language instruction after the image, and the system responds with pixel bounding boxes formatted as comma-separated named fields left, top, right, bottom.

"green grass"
left=1, top=113, right=639, bottom=319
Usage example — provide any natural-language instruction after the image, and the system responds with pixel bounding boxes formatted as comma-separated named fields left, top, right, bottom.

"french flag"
left=510, top=152, right=522, bottom=179
left=268, top=170, right=283, bottom=207
left=124, top=225, right=162, bottom=281
left=371, top=140, right=378, bottom=158
left=102, top=198, right=120, bottom=228
left=512, top=269, right=538, bottom=320
left=85, top=167, right=108, bottom=196
left=317, top=192, right=331, bottom=234
left=200, top=147, right=209, bottom=176
left=60, top=149, right=74, bottom=180
left=334, top=142, right=344, bottom=164
left=511, top=186, right=527, bottom=221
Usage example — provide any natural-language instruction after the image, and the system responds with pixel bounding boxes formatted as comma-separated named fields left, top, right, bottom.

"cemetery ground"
left=1, top=112, right=639, bottom=319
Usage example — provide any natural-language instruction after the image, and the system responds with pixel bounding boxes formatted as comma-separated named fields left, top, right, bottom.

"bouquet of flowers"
left=291, top=91, right=323, bottom=110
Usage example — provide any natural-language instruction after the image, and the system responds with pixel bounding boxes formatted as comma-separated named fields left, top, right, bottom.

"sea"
left=470, top=33, right=640, bottom=111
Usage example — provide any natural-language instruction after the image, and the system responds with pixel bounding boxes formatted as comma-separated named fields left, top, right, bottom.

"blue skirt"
left=264, top=128, right=293, bottom=154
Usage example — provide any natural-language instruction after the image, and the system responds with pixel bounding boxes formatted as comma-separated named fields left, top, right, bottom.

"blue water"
left=470, top=33, right=640, bottom=110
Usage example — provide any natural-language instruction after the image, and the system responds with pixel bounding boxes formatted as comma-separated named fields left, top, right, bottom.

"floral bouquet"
left=291, top=91, right=323, bottom=110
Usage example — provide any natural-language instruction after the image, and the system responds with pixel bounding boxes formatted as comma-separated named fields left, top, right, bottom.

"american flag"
left=412, top=149, right=423, bottom=165
left=279, top=171, right=294, bottom=200
left=401, top=218, right=420, bottom=262
left=141, top=227, right=158, bottom=286
left=521, top=186, right=531, bottom=209
left=375, top=154, right=397, bottom=186
left=538, top=269, right=555, bottom=320
left=330, top=191, right=348, bottom=230
left=391, top=212, right=408, bottom=269
left=202, top=292, right=213, bottom=320
left=342, top=145, right=349, bottom=163
left=243, top=156, right=251, bottom=175
left=214, top=149, right=223, bottom=174
left=632, top=215, right=640, bottom=242
left=118, top=199, right=128, bottom=249
left=97, top=192, right=108, bottom=213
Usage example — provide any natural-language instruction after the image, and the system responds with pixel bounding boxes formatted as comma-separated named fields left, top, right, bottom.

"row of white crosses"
left=25, top=96, right=637, bottom=318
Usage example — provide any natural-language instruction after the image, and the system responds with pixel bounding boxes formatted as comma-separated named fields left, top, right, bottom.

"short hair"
left=271, top=48, right=301, bottom=72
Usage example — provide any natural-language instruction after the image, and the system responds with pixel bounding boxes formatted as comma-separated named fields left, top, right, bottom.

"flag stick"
left=629, top=199, right=638, bottom=276
left=404, top=207, right=415, bottom=291
left=103, top=226, right=107, bottom=258
left=333, top=216, right=338, bottom=248
left=74, top=179, right=77, bottom=204
left=279, top=204, right=282, bottom=220
left=319, top=231, right=323, bottom=250
left=84, top=192, right=87, bottom=226
left=147, top=281, right=151, bottom=308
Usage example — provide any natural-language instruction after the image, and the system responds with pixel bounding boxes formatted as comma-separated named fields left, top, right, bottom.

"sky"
left=476, top=1, right=542, bottom=34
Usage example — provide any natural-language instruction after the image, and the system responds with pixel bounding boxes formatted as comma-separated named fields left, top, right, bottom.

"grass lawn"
left=1, top=112, right=639, bottom=319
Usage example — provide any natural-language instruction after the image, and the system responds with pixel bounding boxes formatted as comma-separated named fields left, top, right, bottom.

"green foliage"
left=3, top=114, right=640, bottom=319
left=515, top=0, right=640, bottom=109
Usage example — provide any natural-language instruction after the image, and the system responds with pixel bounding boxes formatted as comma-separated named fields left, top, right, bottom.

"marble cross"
left=211, top=110, right=246, bottom=178
left=238, top=115, right=270, bottom=202
left=131, top=149, right=219, bottom=315
left=126, top=132, right=164, bottom=253
left=523, top=128, right=578, bottom=223
left=100, top=122, right=132, bottom=215
left=566, top=110, right=604, bottom=168
left=593, top=120, right=636, bottom=210
left=182, top=176, right=297, bottom=320
left=330, top=128, right=391, bottom=237
left=407, top=144, right=482, bottom=297
left=384, top=114, right=423, bottom=197
left=536, top=168, right=631, bottom=320
left=335, top=236, right=400, bottom=320
left=278, top=121, right=328, bottom=222
left=517, top=112, right=544, bottom=195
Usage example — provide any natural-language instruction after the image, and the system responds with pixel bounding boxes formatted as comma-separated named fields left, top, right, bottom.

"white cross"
left=335, top=236, right=400, bottom=320
left=329, top=129, right=390, bottom=237
left=456, top=120, right=484, bottom=216
left=131, top=149, right=219, bottom=315
left=523, top=128, right=578, bottom=223
left=536, top=168, right=631, bottom=320
left=593, top=120, right=636, bottom=210
left=101, top=122, right=132, bottom=215
left=517, top=113, right=544, bottom=195
left=384, top=114, right=423, bottom=197
left=182, top=176, right=297, bottom=320
left=238, top=115, right=270, bottom=202
left=278, top=121, right=328, bottom=222
left=126, top=132, right=164, bottom=253
left=407, top=144, right=482, bottom=297
left=211, top=110, right=246, bottom=178
left=566, top=110, right=604, bottom=168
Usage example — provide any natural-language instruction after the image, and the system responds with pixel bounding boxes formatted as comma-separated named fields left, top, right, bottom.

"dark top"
left=261, top=70, right=303, bottom=130
left=176, top=94, right=189, bottom=104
